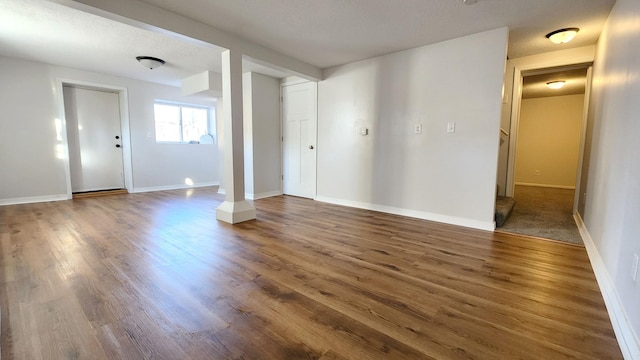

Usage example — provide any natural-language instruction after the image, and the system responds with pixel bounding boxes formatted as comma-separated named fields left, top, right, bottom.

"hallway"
left=498, top=185, right=582, bottom=245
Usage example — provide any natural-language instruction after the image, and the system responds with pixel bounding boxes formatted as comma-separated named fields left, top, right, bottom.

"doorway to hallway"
left=499, top=64, right=591, bottom=244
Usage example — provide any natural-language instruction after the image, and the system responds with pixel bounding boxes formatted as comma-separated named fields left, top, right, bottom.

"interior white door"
left=282, top=81, right=317, bottom=198
left=64, top=86, right=124, bottom=192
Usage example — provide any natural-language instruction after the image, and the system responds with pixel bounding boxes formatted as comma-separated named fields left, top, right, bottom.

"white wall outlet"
left=360, top=127, right=368, bottom=136
left=415, top=123, right=422, bottom=134
left=447, top=122, right=455, bottom=133
left=632, top=253, right=639, bottom=282
left=535, top=170, right=540, bottom=176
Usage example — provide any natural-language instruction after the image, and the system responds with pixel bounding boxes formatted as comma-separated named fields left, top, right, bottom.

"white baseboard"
left=315, top=195, right=495, bottom=231
left=515, top=182, right=575, bottom=190
left=575, top=213, right=640, bottom=360
left=0, top=194, right=70, bottom=206
left=132, top=182, right=219, bottom=193
left=246, top=190, right=283, bottom=200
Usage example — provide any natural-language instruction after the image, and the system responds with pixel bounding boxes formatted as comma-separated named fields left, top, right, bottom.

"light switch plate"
left=360, top=127, right=368, bottom=136
left=447, top=122, right=456, bottom=133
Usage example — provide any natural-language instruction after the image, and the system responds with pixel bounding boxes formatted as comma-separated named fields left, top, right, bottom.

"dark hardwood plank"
left=0, top=187, right=623, bottom=359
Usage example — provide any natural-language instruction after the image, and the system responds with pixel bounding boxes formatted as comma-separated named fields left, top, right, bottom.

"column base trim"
left=216, top=200, right=256, bottom=224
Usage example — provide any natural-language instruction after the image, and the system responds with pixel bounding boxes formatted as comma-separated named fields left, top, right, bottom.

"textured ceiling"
left=0, top=0, right=219, bottom=86
left=0, top=0, right=614, bottom=88
left=141, top=0, right=614, bottom=68
left=523, top=67, right=589, bottom=99
left=0, top=0, right=289, bottom=87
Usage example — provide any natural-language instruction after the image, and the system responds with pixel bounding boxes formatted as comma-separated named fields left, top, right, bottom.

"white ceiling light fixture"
left=546, top=81, right=566, bottom=89
left=545, top=28, right=580, bottom=44
left=136, top=56, right=165, bottom=69
left=463, top=0, right=479, bottom=4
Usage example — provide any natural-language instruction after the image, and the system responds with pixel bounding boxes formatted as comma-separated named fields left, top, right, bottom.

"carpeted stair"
left=495, top=196, right=515, bottom=227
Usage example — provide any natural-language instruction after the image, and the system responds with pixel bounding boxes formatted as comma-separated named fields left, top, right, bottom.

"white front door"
left=64, top=86, right=124, bottom=192
left=282, top=81, right=317, bottom=199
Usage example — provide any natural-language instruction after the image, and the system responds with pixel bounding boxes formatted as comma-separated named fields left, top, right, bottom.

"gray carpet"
left=498, top=185, right=583, bottom=245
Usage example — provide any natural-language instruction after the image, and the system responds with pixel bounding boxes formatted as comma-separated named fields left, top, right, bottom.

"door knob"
left=115, top=144, right=121, bottom=148
left=309, top=145, right=314, bottom=149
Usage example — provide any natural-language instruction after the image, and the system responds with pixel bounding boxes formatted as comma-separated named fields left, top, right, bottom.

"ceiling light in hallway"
left=545, top=28, right=580, bottom=44
left=546, top=81, right=566, bottom=89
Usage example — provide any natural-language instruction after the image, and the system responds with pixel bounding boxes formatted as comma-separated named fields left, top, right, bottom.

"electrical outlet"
left=534, top=170, right=540, bottom=176
left=415, top=123, right=422, bottom=134
left=632, top=253, right=639, bottom=282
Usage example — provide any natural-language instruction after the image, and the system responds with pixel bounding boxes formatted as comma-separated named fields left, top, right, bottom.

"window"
left=154, top=101, right=214, bottom=143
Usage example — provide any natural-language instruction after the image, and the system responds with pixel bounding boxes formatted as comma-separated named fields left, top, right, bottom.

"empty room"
left=0, top=0, right=638, bottom=359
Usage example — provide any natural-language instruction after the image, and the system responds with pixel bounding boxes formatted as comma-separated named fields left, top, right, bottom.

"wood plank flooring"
left=0, top=187, right=622, bottom=359
left=72, top=189, right=129, bottom=199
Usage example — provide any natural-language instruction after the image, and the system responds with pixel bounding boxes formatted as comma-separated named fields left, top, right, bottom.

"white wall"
left=317, top=28, right=508, bottom=230
left=580, top=0, right=640, bottom=357
left=243, top=72, right=282, bottom=199
left=0, top=55, right=219, bottom=204
left=243, top=74, right=255, bottom=196
left=515, top=94, right=584, bottom=188
left=0, top=57, right=68, bottom=202
left=216, top=98, right=225, bottom=194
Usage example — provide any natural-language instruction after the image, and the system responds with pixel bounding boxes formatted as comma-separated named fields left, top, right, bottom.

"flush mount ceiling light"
left=136, top=56, right=165, bottom=70
left=545, top=28, right=580, bottom=44
left=546, top=81, right=566, bottom=89
left=463, top=0, right=478, bottom=4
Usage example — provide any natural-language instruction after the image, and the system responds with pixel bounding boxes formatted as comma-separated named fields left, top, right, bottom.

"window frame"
left=153, top=100, right=214, bottom=144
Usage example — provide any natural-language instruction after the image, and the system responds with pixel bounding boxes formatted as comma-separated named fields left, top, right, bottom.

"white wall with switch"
left=317, top=27, right=507, bottom=231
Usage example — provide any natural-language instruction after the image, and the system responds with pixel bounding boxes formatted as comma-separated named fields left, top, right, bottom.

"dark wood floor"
left=0, top=187, right=622, bottom=359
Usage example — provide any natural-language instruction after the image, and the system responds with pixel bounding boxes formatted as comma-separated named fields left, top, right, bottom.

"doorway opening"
left=58, top=80, right=133, bottom=198
left=497, top=64, right=592, bottom=244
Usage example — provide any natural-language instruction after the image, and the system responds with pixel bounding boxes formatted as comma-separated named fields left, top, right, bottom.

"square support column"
left=216, top=49, right=256, bottom=224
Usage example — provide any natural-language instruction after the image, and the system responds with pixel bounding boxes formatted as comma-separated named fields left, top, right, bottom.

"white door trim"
left=280, top=76, right=312, bottom=87
left=505, top=69, right=522, bottom=197
left=56, top=79, right=133, bottom=198
left=573, top=66, right=593, bottom=214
